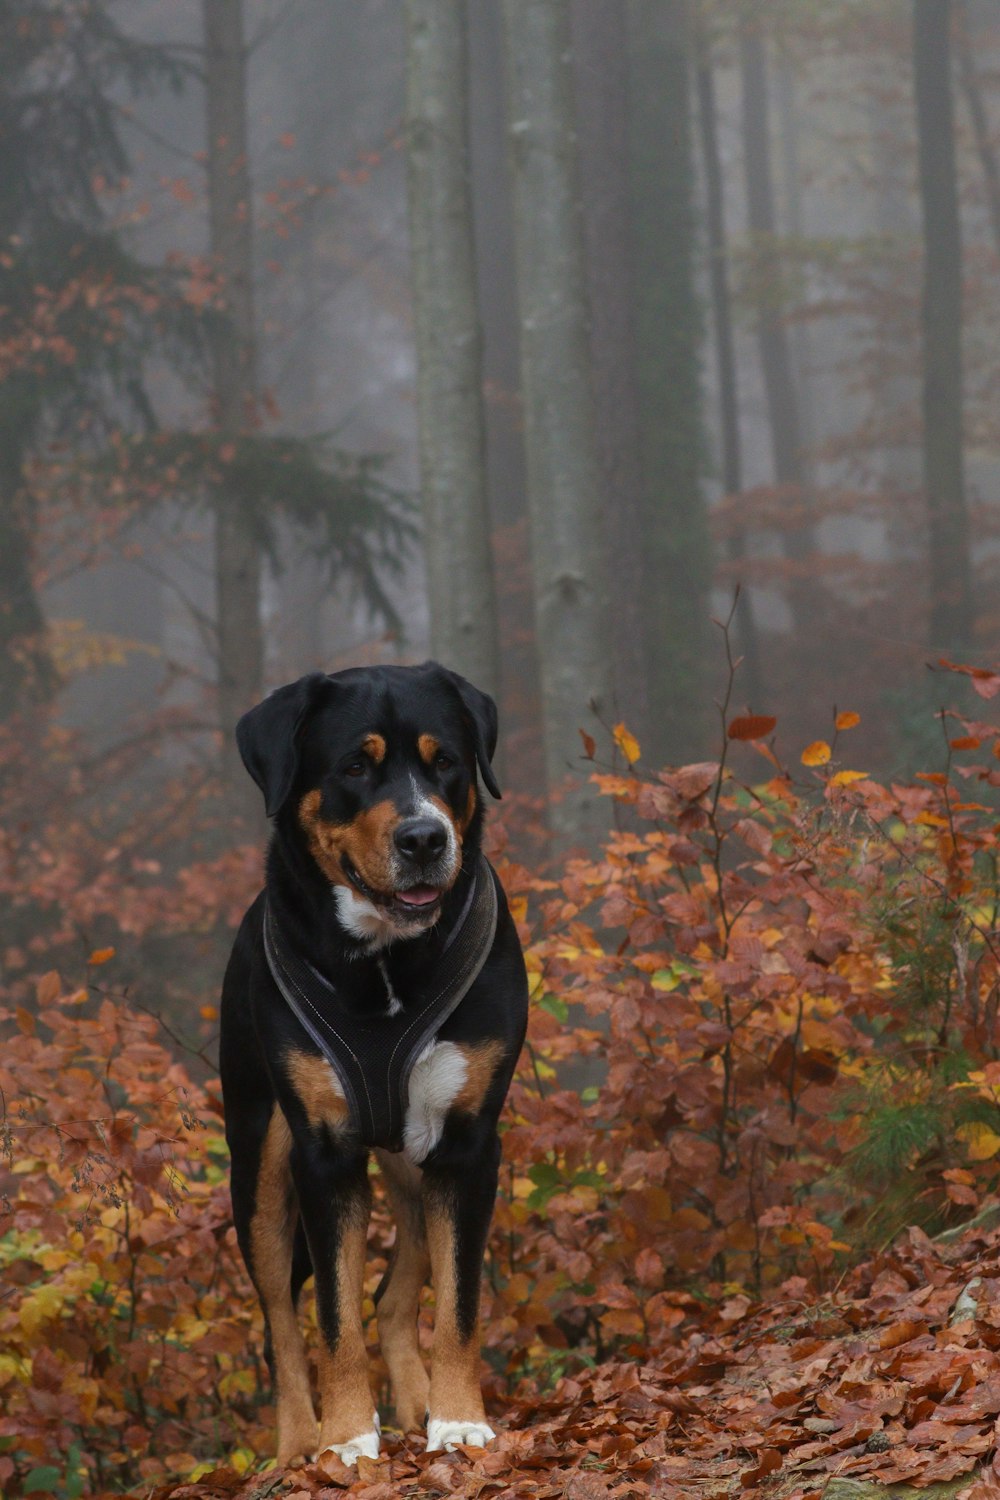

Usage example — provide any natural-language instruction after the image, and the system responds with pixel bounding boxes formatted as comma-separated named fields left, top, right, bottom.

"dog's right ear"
left=236, top=672, right=332, bottom=818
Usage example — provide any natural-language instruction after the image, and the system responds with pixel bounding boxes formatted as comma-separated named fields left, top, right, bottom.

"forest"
left=5, top=0, right=1000, bottom=1496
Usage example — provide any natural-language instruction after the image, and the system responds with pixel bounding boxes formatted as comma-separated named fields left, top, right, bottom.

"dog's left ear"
left=434, top=663, right=502, bottom=799
left=236, top=672, right=332, bottom=817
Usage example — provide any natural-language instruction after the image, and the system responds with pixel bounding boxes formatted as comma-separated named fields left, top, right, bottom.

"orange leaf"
left=613, top=722, right=641, bottom=765
left=200, top=1005, right=219, bottom=1022
left=801, top=741, right=831, bottom=767
left=950, top=736, right=981, bottom=750
left=835, top=710, right=861, bottom=730
left=579, top=728, right=596, bottom=760
left=728, top=715, right=777, bottom=741
left=829, top=770, right=867, bottom=786
left=87, top=946, right=116, bottom=966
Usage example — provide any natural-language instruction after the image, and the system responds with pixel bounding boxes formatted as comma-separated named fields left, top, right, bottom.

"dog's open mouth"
left=342, top=856, right=444, bottom=918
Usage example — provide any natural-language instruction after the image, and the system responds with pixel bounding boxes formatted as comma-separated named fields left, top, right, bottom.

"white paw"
left=426, top=1417, right=495, bottom=1453
left=320, top=1414, right=380, bottom=1466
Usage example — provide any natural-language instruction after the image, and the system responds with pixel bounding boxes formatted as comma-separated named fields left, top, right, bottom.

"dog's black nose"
left=394, top=817, right=448, bottom=865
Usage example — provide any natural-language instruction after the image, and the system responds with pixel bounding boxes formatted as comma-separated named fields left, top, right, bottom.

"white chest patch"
left=403, top=1040, right=468, bottom=1165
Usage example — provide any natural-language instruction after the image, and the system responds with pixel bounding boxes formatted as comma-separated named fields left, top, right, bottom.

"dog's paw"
left=426, top=1417, right=495, bottom=1453
left=319, top=1413, right=380, bottom=1467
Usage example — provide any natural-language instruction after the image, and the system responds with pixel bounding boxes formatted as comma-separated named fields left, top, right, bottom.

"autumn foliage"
left=6, top=664, right=1000, bottom=1494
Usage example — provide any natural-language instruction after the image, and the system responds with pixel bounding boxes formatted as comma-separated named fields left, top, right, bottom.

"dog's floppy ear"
left=236, top=672, right=331, bottom=817
left=435, top=663, right=502, bottom=799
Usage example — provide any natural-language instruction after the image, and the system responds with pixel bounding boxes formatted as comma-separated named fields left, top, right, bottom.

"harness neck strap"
left=263, top=855, right=499, bottom=1152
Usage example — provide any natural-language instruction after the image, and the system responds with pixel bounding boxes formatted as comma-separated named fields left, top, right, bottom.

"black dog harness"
left=262, top=856, right=499, bottom=1152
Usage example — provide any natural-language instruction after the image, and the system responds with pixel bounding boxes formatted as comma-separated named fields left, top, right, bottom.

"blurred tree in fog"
left=502, top=0, right=612, bottom=845
left=629, top=0, right=710, bottom=765
left=203, top=0, right=263, bottom=813
left=913, top=0, right=974, bottom=653
left=404, top=0, right=501, bottom=702
left=0, top=1, right=185, bottom=716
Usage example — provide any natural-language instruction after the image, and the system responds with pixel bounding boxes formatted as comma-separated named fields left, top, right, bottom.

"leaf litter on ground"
left=129, top=1210, right=1000, bottom=1500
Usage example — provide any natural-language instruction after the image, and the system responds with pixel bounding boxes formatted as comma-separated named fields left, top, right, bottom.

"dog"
left=219, top=662, right=528, bottom=1466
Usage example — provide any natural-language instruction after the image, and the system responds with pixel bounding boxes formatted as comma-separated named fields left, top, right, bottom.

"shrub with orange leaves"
left=6, top=662, right=1000, bottom=1491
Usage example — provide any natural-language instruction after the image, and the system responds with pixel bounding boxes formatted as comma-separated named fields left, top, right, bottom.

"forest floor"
left=138, top=1211, right=1000, bottom=1500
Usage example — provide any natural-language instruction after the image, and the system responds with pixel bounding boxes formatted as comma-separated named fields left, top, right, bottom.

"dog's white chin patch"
left=333, top=884, right=432, bottom=951
left=426, top=1417, right=495, bottom=1452
left=320, top=1415, right=380, bottom=1465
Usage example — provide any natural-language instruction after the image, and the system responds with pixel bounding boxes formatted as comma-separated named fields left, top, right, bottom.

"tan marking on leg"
left=317, top=1189, right=375, bottom=1452
left=251, top=1106, right=317, bottom=1465
left=362, top=732, right=386, bottom=764
left=417, top=733, right=440, bottom=766
left=298, top=792, right=403, bottom=892
left=425, top=1196, right=487, bottom=1428
left=375, top=1149, right=430, bottom=1431
left=451, top=1040, right=506, bottom=1116
left=283, top=1049, right=350, bottom=1131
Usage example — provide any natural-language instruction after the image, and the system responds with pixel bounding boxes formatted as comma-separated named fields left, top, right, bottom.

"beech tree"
left=694, top=12, right=761, bottom=703
left=501, top=0, right=611, bottom=844
left=404, top=0, right=501, bottom=700
left=202, top=0, right=263, bottom=808
left=739, top=6, right=814, bottom=636
left=913, top=0, right=974, bottom=651
left=628, top=0, right=709, bottom=764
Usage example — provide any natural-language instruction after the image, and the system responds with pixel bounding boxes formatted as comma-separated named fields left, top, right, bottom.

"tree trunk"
left=694, top=17, right=761, bottom=705
left=0, top=449, right=55, bottom=717
left=627, top=0, right=709, bottom=766
left=467, top=0, right=543, bottom=797
left=571, top=0, right=646, bottom=742
left=501, top=0, right=612, bottom=847
left=404, top=0, right=501, bottom=705
left=956, top=0, right=1000, bottom=261
left=203, top=0, right=263, bottom=810
left=913, top=0, right=974, bottom=652
left=739, top=8, right=814, bottom=635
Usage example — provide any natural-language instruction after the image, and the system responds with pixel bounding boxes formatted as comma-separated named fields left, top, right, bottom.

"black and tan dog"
left=220, top=663, right=528, bottom=1466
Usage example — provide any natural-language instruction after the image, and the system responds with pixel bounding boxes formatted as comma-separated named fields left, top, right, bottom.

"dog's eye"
left=343, top=759, right=366, bottom=778
left=435, top=752, right=454, bottom=772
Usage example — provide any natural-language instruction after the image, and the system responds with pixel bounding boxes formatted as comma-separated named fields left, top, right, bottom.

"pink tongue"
left=397, top=885, right=439, bottom=907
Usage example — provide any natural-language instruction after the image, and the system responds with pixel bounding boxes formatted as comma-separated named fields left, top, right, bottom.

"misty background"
left=2, top=0, right=997, bottom=1030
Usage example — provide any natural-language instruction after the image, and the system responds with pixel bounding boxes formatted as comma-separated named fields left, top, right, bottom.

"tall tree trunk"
left=203, top=0, right=263, bottom=810
left=501, top=0, right=612, bottom=847
left=628, top=0, right=709, bottom=766
left=913, top=0, right=974, bottom=652
left=694, top=17, right=761, bottom=705
left=467, top=0, right=542, bottom=796
left=739, top=8, right=814, bottom=636
left=404, top=0, right=501, bottom=704
left=957, top=0, right=1000, bottom=261
left=0, top=450, right=55, bottom=717
left=571, top=0, right=646, bottom=741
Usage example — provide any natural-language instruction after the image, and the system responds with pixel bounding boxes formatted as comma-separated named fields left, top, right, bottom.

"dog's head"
left=236, top=662, right=500, bottom=942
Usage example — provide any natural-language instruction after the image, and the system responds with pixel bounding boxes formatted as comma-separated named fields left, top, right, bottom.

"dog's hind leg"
left=233, top=1103, right=318, bottom=1466
left=374, top=1150, right=431, bottom=1433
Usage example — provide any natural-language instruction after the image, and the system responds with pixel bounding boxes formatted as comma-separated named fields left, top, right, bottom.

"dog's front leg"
left=422, top=1126, right=500, bottom=1452
left=291, top=1138, right=378, bottom=1464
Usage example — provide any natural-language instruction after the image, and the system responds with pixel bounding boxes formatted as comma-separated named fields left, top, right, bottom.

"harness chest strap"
left=262, top=856, right=499, bottom=1152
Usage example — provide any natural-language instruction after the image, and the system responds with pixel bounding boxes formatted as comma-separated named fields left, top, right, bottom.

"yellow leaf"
left=801, top=741, right=831, bottom=767
left=230, top=1441, right=256, bottom=1472
left=830, top=770, right=867, bottom=786
left=613, top=722, right=641, bottom=765
left=18, top=1282, right=65, bottom=1336
left=835, top=711, right=861, bottom=731
left=958, top=1122, right=1000, bottom=1161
